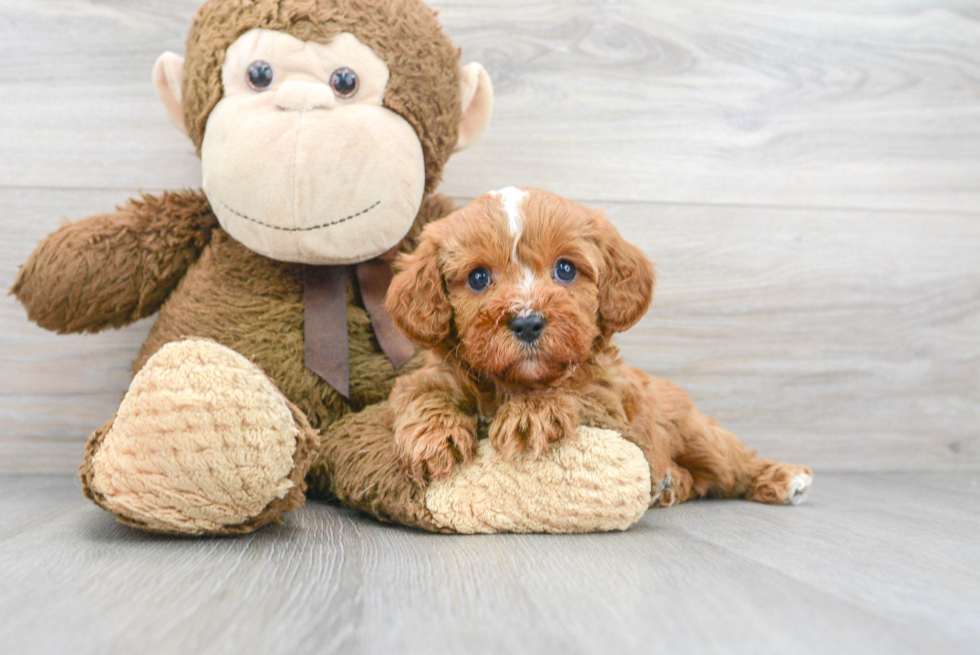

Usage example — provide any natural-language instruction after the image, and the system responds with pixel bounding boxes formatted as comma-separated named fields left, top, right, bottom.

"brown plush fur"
left=37, top=193, right=450, bottom=535
left=386, top=189, right=813, bottom=505
left=12, top=0, right=467, bottom=534
left=11, top=191, right=217, bottom=333
left=183, top=0, right=462, bottom=195
left=308, top=402, right=447, bottom=531
left=133, top=194, right=453, bottom=427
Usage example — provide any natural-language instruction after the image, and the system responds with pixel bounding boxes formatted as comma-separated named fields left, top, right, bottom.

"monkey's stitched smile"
left=218, top=198, right=381, bottom=232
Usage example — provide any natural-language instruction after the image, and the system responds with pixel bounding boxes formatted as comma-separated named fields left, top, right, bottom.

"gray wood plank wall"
left=1, top=0, right=977, bottom=472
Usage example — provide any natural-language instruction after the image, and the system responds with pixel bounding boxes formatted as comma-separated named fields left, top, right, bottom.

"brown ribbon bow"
left=304, top=260, right=415, bottom=398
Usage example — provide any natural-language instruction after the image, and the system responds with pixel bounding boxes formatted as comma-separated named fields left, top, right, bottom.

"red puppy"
left=385, top=188, right=812, bottom=507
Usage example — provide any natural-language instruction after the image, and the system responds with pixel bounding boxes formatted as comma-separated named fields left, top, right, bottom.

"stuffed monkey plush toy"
left=12, top=0, right=655, bottom=535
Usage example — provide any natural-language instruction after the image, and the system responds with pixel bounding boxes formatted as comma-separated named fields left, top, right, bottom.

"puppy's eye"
left=554, top=259, right=578, bottom=283
left=330, top=67, right=359, bottom=98
left=246, top=60, right=274, bottom=91
left=468, top=267, right=492, bottom=292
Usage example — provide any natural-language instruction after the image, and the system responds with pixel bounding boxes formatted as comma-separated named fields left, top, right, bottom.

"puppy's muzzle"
left=509, top=314, right=546, bottom=345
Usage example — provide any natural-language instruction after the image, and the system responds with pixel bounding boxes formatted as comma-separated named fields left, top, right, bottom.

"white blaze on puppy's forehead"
left=489, top=187, right=541, bottom=316
left=490, top=187, right=527, bottom=236
left=489, top=187, right=528, bottom=261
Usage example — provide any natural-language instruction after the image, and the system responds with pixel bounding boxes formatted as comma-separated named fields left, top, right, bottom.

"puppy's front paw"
left=489, top=394, right=580, bottom=460
left=395, top=412, right=478, bottom=485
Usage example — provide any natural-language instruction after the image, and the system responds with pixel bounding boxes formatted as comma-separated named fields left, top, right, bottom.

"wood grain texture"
left=612, top=202, right=980, bottom=471
left=1, top=0, right=979, bottom=210
left=1, top=472, right=978, bottom=655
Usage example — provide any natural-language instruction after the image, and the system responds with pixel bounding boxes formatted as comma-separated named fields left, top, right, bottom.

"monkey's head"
left=153, top=0, right=493, bottom=265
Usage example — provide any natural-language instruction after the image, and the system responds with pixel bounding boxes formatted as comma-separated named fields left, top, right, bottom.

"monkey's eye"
left=330, top=68, right=359, bottom=98
left=554, top=259, right=578, bottom=284
left=467, top=267, right=492, bottom=292
left=246, top=60, right=274, bottom=91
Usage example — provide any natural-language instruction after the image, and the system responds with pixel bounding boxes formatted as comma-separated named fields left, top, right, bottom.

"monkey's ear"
left=385, top=236, right=453, bottom=349
left=455, top=62, right=494, bottom=153
left=153, top=52, right=187, bottom=135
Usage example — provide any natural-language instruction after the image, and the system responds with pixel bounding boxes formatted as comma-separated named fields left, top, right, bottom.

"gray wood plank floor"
left=1, top=473, right=978, bottom=655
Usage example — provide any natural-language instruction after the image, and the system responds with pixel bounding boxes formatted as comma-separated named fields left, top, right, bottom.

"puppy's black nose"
left=509, top=314, right=546, bottom=344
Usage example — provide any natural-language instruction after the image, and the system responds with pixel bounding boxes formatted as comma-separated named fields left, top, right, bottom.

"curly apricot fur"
left=387, top=189, right=812, bottom=504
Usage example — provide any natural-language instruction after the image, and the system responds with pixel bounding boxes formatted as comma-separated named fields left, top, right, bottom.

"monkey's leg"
left=674, top=405, right=813, bottom=506
left=79, top=339, right=319, bottom=535
left=311, top=406, right=653, bottom=534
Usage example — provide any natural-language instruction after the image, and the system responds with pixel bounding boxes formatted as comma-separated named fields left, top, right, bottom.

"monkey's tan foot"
left=426, top=426, right=651, bottom=534
left=750, top=462, right=814, bottom=506
left=79, top=339, right=318, bottom=535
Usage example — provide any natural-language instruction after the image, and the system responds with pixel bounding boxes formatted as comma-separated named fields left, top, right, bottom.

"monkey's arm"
left=11, top=190, right=218, bottom=334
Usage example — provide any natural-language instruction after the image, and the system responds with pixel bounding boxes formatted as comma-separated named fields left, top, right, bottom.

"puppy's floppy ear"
left=385, top=232, right=452, bottom=348
left=593, top=212, right=655, bottom=334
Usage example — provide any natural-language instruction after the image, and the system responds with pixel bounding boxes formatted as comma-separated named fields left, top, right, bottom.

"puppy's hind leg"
left=637, top=377, right=813, bottom=506
left=675, top=406, right=813, bottom=506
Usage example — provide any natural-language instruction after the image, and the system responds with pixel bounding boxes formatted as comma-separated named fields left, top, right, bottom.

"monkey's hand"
left=11, top=190, right=217, bottom=333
